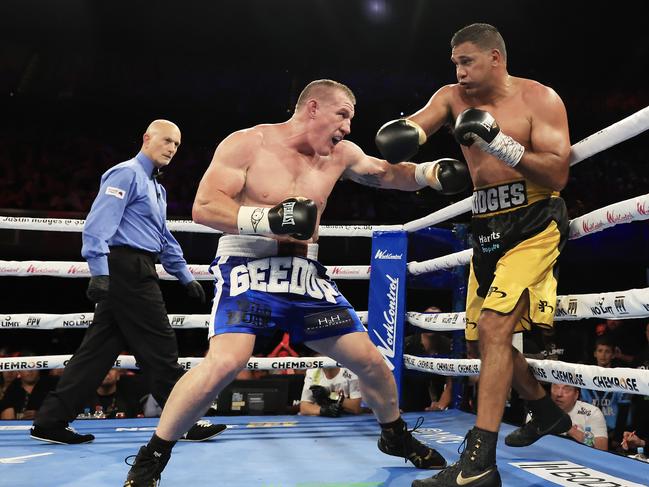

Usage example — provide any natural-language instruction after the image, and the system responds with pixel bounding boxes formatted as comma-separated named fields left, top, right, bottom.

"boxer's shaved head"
left=295, top=79, right=356, bottom=112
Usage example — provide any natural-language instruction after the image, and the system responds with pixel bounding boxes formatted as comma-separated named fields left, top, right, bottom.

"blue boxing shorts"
left=208, top=235, right=365, bottom=343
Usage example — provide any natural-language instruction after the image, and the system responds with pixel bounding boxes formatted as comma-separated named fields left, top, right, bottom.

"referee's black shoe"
left=30, top=425, right=95, bottom=445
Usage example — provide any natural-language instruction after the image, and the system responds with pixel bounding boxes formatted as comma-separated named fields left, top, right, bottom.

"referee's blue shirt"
left=82, top=152, right=194, bottom=284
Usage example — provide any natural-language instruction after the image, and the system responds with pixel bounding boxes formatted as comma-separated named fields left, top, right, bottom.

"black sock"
left=147, top=433, right=176, bottom=456
left=380, top=417, right=406, bottom=436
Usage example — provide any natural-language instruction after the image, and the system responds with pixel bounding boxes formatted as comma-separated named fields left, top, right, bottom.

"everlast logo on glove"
left=281, top=201, right=296, bottom=226
left=472, top=181, right=527, bottom=215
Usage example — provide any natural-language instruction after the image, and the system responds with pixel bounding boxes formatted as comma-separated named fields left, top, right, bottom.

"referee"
left=30, top=120, right=226, bottom=444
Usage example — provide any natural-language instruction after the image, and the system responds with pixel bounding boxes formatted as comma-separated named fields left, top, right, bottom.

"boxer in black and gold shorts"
left=465, top=179, right=569, bottom=341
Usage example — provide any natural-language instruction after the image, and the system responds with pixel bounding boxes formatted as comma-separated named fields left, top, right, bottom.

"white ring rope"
left=0, top=312, right=370, bottom=330
left=1, top=192, right=646, bottom=281
left=404, top=355, right=649, bottom=396
left=0, top=262, right=371, bottom=280
left=4, top=287, right=647, bottom=331
left=408, top=192, right=649, bottom=276
left=0, top=354, right=342, bottom=373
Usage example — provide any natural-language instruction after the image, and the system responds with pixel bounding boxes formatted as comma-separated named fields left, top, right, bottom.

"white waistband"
left=216, top=235, right=319, bottom=260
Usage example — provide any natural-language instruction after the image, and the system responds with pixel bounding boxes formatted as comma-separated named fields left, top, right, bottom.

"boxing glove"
left=454, top=108, right=524, bottom=167
left=375, top=119, right=427, bottom=163
left=238, top=197, right=317, bottom=240
left=414, top=158, right=471, bottom=195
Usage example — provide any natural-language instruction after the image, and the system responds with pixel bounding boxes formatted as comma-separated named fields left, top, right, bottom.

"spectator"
left=79, top=369, right=143, bottom=419
left=621, top=430, right=645, bottom=452
left=594, top=319, right=638, bottom=365
left=300, top=366, right=362, bottom=417
left=1, top=370, right=18, bottom=402
left=581, top=336, right=631, bottom=449
left=550, top=383, right=608, bottom=451
left=0, top=366, right=57, bottom=420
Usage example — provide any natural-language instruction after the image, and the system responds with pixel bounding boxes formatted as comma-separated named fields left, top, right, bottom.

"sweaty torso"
left=448, top=77, right=536, bottom=188
left=239, top=124, right=349, bottom=238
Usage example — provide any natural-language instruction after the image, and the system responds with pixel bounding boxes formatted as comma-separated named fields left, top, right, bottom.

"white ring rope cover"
left=0, top=311, right=370, bottom=330
left=2, top=192, right=646, bottom=281
left=404, top=355, right=649, bottom=396
left=5, top=287, right=647, bottom=330
left=0, top=354, right=343, bottom=373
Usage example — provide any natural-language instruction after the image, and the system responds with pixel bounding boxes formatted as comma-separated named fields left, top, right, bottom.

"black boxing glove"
left=184, top=280, right=206, bottom=304
left=454, top=108, right=524, bottom=167
left=309, top=385, right=332, bottom=406
left=320, top=401, right=343, bottom=418
left=414, top=158, right=471, bottom=195
left=237, top=197, right=317, bottom=241
left=375, top=119, right=427, bottom=163
left=86, top=275, right=109, bottom=303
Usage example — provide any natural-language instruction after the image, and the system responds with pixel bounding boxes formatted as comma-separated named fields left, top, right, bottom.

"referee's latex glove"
left=185, top=280, right=206, bottom=304
left=86, top=275, right=109, bottom=303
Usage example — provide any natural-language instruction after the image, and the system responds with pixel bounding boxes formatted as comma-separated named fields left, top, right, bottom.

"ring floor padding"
left=1, top=410, right=647, bottom=486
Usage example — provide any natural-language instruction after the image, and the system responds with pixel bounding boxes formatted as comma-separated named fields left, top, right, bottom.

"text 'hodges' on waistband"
left=472, top=181, right=528, bottom=216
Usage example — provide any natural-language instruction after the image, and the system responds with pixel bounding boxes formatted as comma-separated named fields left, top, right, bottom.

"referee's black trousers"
left=35, top=246, right=184, bottom=428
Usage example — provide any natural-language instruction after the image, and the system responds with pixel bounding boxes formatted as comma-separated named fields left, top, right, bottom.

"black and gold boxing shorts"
left=465, top=180, right=569, bottom=341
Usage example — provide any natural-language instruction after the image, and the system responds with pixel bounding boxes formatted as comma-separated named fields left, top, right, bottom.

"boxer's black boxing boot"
left=505, top=394, right=571, bottom=447
left=412, top=427, right=501, bottom=487
left=378, top=417, right=447, bottom=469
left=123, top=435, right=174, bottom=487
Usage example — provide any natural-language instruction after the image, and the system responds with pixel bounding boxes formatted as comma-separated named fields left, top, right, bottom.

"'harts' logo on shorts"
left=472, top=181, right=527, bottom=215
left=487, top=286, right=507, bottom=298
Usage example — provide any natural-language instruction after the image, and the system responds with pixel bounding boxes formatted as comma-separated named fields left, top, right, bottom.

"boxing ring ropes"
left=1, top=106, right=649, bottom=486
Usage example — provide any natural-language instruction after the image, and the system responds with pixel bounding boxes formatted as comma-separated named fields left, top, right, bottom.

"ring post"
left=367, top=230, right=408, bottom=396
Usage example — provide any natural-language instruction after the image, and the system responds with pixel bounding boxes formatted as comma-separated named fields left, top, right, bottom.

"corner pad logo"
left=374, top=249, right=402, bottom=260
left=372, top=273, right=398, bottom=371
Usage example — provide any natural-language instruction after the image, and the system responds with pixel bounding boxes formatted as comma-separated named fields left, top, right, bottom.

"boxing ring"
left=2, top=106, right=649, bottom=486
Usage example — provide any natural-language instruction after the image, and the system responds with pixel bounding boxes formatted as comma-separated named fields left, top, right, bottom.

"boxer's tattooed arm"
left=345, top=171, right=382, bottom=188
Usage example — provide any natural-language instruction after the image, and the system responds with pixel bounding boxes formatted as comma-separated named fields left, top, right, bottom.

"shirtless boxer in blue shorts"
left=123, top=79, right=473, bottom=486
left=375, top=24, right=573, bottom=487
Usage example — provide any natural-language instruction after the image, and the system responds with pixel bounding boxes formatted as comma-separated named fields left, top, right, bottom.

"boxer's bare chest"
left=242, top=146, right=345, bottom=212
left=450, top=88, right=533, bottom=186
